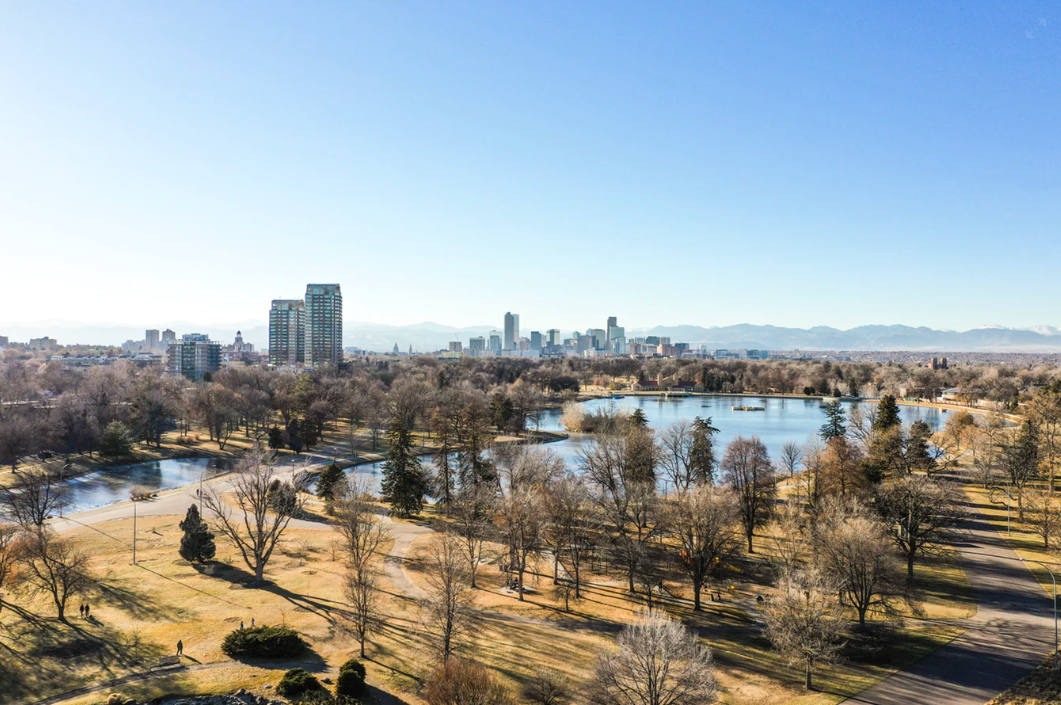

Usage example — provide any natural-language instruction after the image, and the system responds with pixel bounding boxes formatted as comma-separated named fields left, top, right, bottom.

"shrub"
left=335, top=658, right=367, bottom=697
left=423, top=659, right=513, bottom=705
left=277, top=668, right=323, bottom=698
left=106, top=695, right=124, bottom=705
left=221, top=625, right=305, bottom=659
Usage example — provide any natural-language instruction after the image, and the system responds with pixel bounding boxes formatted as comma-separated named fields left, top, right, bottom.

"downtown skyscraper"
left=305, top=283, right=343, bottom=366
left=269, top=299, right=306, bottom=365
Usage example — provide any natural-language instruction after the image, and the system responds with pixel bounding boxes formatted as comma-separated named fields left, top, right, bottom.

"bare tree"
left=1024, top=489, right=1061, bottom=550
left=1, top=466, right=69, bottom=529
left=497, top=484, right=544, bottom=602
left=421, top=531, right=475, bottom=664
left=875, top=475, right=965, bottom=578
left=542, top=473, right=588, bottom=585
left=660, top=421, right=695, bottom=494
left=589, top=609, right=717, bottom=705
left=0, top=524, right=19, bottom=611
left=763, top=566, right=845, bottom=690
left=582, top=434, right=665, bottom=594
left=779, top=441, right=803, bottom=481
left=669, top=485, right=738, bottom=611
left=335, top=475, right=389, bottom=657
left=450, top=484, right=496, bottom=589
left=720, top=436, right=775, bottom=553
left=813, top=499, right=905, bottom=628
left=202, top=448, right=308, bottom=584
left=15, top=530, right=94, bottom=621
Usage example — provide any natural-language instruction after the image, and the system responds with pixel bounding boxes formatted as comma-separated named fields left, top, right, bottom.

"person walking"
left=251, top=618, right=255, bottom=628
left=177, top=640, right=183, bottom=656
left=79, top=604, right=85, bottom=618
left=240, top=621, right=244, bottom=629
left=84, top=604, right=90, bottom=618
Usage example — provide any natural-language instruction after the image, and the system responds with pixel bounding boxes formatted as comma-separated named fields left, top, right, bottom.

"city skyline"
left=3, top=3, right=1060, bottom=331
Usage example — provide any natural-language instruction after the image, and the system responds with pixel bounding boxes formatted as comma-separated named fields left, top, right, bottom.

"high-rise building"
left=503, top=312, right=519, bottom=350
left=168, top=334, right=221, bottom=380
left=162, top=329, right=176, bottom=344
left=305, top=283, right=343, bottom=366
left=606, top=317, right=617, bottom=346
left=146, top=329, right=160, bottom=350
left=589, top=329, right=607, bottom=350
left=269, top=299, right=306, bottom=365
left=448, top=341, right=463, bottom=353
left=546, top=329, right=562, bottom=347
left=489, top=331, right=502, bottom=354
left=530, top=331, right=542, bottom=350
left=468, top=336, right=486, bottom=352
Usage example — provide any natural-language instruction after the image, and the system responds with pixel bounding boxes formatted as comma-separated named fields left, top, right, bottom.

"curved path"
left=846, top=498, right=1054, bottom=705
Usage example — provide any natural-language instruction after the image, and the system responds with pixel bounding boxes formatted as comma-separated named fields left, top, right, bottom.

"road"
left=846, top=499, right=1055, bottom=705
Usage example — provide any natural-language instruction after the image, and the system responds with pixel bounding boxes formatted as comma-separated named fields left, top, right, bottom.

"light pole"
left=132, top=495, right=138, bottom=565
left=1021, top=558, right=1059, bottom=669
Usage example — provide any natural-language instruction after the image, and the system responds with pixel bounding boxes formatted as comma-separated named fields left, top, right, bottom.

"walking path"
left=846, top=499, right=1054, bottom=705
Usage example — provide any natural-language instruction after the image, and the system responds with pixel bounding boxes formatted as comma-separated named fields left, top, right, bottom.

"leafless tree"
left=763, top=566, right=846, bottom=690
left=720, top=436, right=775, bottom=553
left=813, top=498, right=906, bottom=628
left=450, top=484, right=496, bottom=589
left=202, top=448, right=308, bottom=584
left=0, top=415, right=43, bottom=469
left=497, top=484, right=544, bottom=602
left=779, top=441, right=803, bottom=481
left=660, top=421, right=695, bottom=494
left=875, top=474, right=965, bottom=578
left=421, top=531, right=475, bottom=664
left=582, top=434, right=665, bottom=594
left=589, top=609, right=717, bottom=705
left=669, top=485, right=739, bottom=611
left=1025, top=489, right=1061, bottom=550
left=335, top=475, right=389, bottom=657
left=15, top=530, right=95, bottom=621
left=542, top=473, right=588, bottom=585
left=0, top=524, right=20, bottom=611
left=1, top=466, right=69, bottom=529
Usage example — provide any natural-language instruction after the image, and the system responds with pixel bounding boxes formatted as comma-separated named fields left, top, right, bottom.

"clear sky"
left=1, top=2, right=1059, bottom=335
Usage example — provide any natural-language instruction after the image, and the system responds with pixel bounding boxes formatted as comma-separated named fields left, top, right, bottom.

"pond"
left=341, top=395, right=949, bottom=494
left=61, top=457, right=227, bottom=514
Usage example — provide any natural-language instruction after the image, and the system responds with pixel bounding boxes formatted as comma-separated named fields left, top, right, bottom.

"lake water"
left=61, top=457, right=227, bottom=514
left=342, top=395, right=948, bottom=493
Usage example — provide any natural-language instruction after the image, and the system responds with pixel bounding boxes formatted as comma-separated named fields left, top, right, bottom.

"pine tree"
left=629, top=408, right=649, bottom=428
left=690, top=416, right=720, bottom=484
left=268, top=425, right=284, bottom=451
left=819, top=402, right=847, bottom=442
left=381, top=421, right=428, bottom=518
left=316, top=462, right=345, bottom=501
left=99, top=421, right=133, bottom=459
left=874, top=395, right=902, bottom=432
left=179, top=504, right=216, bottom=563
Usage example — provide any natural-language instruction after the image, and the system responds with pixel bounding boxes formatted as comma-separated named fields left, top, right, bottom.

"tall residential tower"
left=269, top=299, right=306, bottom=365
left=305, top=283, right=343, bottom=366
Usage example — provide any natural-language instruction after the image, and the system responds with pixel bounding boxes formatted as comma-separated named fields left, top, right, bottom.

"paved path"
left=846, top=499, right=1054, bottom=705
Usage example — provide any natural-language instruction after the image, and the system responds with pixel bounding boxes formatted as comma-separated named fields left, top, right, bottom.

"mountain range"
left=5, top=320, right=1061, bottom=353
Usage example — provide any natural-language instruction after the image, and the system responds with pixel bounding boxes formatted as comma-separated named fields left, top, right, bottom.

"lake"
left=61, top=457, right=227, bottom=514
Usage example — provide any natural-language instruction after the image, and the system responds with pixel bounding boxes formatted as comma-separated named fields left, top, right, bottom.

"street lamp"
left=1020, top=558, right=1059, bottom=670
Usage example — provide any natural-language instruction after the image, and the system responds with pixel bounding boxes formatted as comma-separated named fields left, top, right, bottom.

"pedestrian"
left=177, top=639, right=183, bottom=656
left=250, top=618, right=255, bottom=628
left=79, top=604, right=85, bottom=617
left=240, top=620, right=244, bottom=630
left=85, top=604, right=90, bottom=618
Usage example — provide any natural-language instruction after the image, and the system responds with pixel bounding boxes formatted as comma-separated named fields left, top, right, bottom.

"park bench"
left=154, top=655, right=182, bottom=670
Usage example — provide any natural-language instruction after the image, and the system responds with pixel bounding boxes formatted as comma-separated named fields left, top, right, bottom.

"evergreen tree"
left=690, top=416, right=720, bottom=484
left=490, top=392, right=514, bottom=434
left=286, top=419, right=304, bottom=454
left=874, top=395, right=902, bottom=432
left=316, top=462, right=345, bottom=501
left=99, top=421, right=133, bottom=459
left=629, top=408, right=649, bottom=428
left=178, top=504, right=216, bottom=563
left=299, top=417, right=318, bottom=451
left=381, top=420, right=428, bottom=518
left=267, top=425, right=284, bottom=451
left=906, top=420, right=935, bottom=473
left=819, top=401, right=847, bottom=442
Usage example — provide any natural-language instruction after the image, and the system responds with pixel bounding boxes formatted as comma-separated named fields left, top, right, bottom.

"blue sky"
left=1, top=2, right=1059, bottom=335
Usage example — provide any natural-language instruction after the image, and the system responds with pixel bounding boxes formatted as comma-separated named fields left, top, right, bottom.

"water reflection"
left=62, top=457, right=226, bottom=514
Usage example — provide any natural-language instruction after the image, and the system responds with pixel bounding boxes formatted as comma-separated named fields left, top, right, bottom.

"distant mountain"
left=6, top=319, right=1061, bottom=353
left=646, top=324, right=1061, bottom=352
